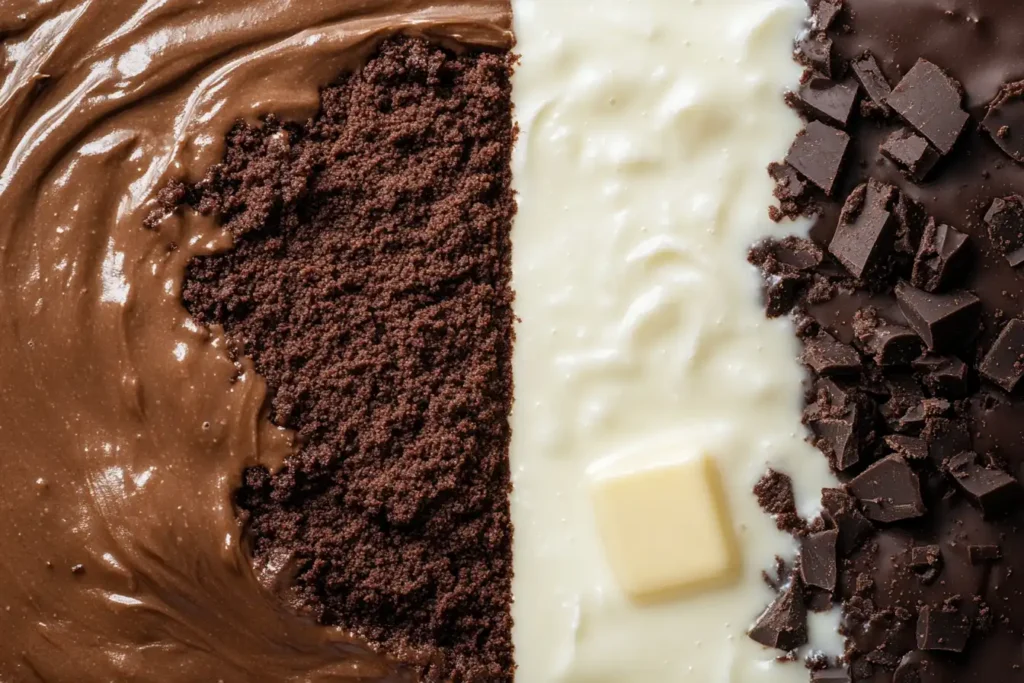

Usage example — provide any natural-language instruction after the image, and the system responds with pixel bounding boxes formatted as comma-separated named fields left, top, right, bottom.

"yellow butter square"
left=590, top=455, right=740, bottom=602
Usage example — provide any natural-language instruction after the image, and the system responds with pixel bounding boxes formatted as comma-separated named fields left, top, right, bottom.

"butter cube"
left=590, top=455, right=740, bottom=601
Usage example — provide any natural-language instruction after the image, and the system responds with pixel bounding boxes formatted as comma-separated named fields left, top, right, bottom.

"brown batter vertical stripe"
left=172, top=37, right=516, bottom=683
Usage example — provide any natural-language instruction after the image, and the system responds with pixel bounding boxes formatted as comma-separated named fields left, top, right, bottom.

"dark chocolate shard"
left=884, top=434, right=928, bottom=461
left=894, top=652, right=935, bottom=683
left=894, top=281, right=981, bottom=352
left=922, top=416, right=972, bottom=463
left=911, top=220, right=970, bottom=293
left=945, top=452, right=1020, bottom=516
left=968, top=544, right=1001, bottom=564
left=848, top=454, right=926, bottom=523
left=979, top=318, right=1024, bottom=392
left=811, top=0, right=843, bottom=30
left=811, top=668, right=851, bottom=683
left=851, top=51, right=891, bottom=112
left=748, top=579, right=808, bottom=651
left=791, top=78, right=858, bottom=128
left=854, top=308, right=922, bottom=367
left=811, top=411, right=860, bottom=471
left=916, top=604, right=971, bottom=653
left=800, top=529, right=838, bottom=591
left=795, top=33, right=833, bottom=78
left=829, top=180, right=897, bottom=279
left=885, top=59, right=968, bottom=155
left=983, top=195, right=1024, bottom=267
left=912, top=353, right=968, bottom=398
left=982, top=80, right=1024, bottom=163
left=786, top=121, right=849, bottom=195
left=821, top=488, right=874, bottom=555
left=802, top=331, right=862, bottom=376
left=910, top=545, right=943, bottom=585
left=881, top=128, right=940, bottom=182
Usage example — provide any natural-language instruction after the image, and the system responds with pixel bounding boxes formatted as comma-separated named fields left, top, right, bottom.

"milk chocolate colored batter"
left=0, top=1, right=511, bottom=681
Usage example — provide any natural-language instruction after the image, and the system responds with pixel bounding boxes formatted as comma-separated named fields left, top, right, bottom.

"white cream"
left=509, top=0, right=842, bottom=680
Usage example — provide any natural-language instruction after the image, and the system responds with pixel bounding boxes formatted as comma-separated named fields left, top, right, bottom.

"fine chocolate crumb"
left=175, top=37, right=516, bottom=683
left=755, top=469, right=806, bottom=534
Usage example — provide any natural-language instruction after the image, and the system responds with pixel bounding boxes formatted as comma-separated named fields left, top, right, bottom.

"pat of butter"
left=590, top=455, right=740, bottom=602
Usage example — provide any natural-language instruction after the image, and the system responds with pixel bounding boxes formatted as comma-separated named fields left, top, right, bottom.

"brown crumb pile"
left=170, top=37, right=516, bottom=682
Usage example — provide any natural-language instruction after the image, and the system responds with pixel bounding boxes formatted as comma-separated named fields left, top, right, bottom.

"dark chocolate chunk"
left=802, top=331, right=862, bottom=376
left=848, top=454, right=926, bottom=523
left=982, top=80, right=1024, bottom=163
left=916, top=604, right=971, bottom=652
left=945, top=452, right=1020, bottom=516
left=913, top=353, right=968, bottom=397
left=748, top=580, right=808, bottom=651
left=881, top=128, right=940, bottom=182
left=884, top=434, right=928, bottom=461
left=811, top=668, right=851, bottom=683
left=791, top=78, right=858, bottom=128
left=800, top=529, right=838, bottom=591
left=895, top=281, right=981, bottom=352
left=829, top=180, right=897, bottom=279
left=910, top=545, right=943, bottom=585
left=968, top=544, right=1002, bottom=564
left=983, top=195, right=1024, bottom=267
left=854, top=308, right=922, bottom=366
left=922, top=416, right=972, bottom=463
left=894, top=652, right=934, bottom=683
left=851, top=52, right=891, bottom=111
left=811, top=411, right=860, bottom=471
left=885, top=59, right=968, bottom=155
left=795, top=33, right=833, bottom=78
left=811, top=0, right=843, bottom=30
left=786, top=121, right=849, bottom=195
left=979, top=318, right=1024, bottom=392
left=911, top=220, right=970, bottom=293
left=821, top=488, right=874, bottom=555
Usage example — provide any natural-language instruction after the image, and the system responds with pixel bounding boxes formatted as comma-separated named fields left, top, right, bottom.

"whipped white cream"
left=509, top=0, right=843, bottom=679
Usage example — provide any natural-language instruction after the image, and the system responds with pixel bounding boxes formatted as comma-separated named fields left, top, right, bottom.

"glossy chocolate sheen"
left=0, top=1, right=511, bottom=681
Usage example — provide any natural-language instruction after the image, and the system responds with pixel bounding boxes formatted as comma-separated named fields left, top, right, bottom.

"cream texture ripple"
left=509, top=0, right=841, bottom=680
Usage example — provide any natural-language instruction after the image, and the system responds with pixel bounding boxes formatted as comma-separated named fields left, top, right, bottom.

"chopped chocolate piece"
left=786, top=121, right=850, bottom=195
left=754, top=469, right=805, bottom=533
left=765, top=273, right=803, bottom=317
left=791, top=78, right=858, bottom=128
left=811, top=0, right=843, bottom=30
left=851, top=52, right=891, bottom=112
left=979, top=318, right=1024, bottom=392
left=748, top=579, right=808, bottom=651
left=811, top=412, right=860, bottom=471
left=829, top=180, right=897, bottom=279
left=768, top=162, right=814, bottom=219
left=945, top=452, right=1020, bottom=516
left=913, top=354, right=968, bottom=397
left=884, top=434, right=928, bottom=461
left=811, top=668, right=851, bottom=683
left=848, top=454, right=926, bottom=523
left=894, top=281, right=981, bottom=352
left=982, top=81, right=1024, bottom=163
left=885, top=59, right=969, bottom=155
left=968, top=544, right=1002, bottom=564
left=802, top=331, right=862, bottom=376
left=854, top=308, right=922, bottom=366
left=894, top=652, right=934, bottom=683
left=911, top=220, right=970, bottom=293
left=774, top=236, right=824, bottom=271
left=922, top=416, right=972, bottom=463
left=916, top=604, right=971, bottom=652
left=910, top=545, right=943, bottom=585
left=800, top=529, right=838, bottom=591
left=821, top=488, right=874, bottom=555
left=881, top=128, right=940, bottom=182
left=983, top=195, right=1024, bottom=267
left=795, top=33, right=833, bottom=78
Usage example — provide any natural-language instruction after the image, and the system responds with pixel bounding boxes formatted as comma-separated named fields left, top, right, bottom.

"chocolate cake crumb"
left=755, top=469, right=806, bottom=534
left=173, top=37, right=516, bottom=682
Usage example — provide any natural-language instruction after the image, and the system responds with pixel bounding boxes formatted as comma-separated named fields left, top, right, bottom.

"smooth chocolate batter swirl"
left=0, top=1, right=511, bottom=681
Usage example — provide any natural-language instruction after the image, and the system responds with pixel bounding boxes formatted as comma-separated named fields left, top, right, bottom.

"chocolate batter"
left=179, top=37, right=516, bottom=682
left=0, top=1, right=511, bottom=681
